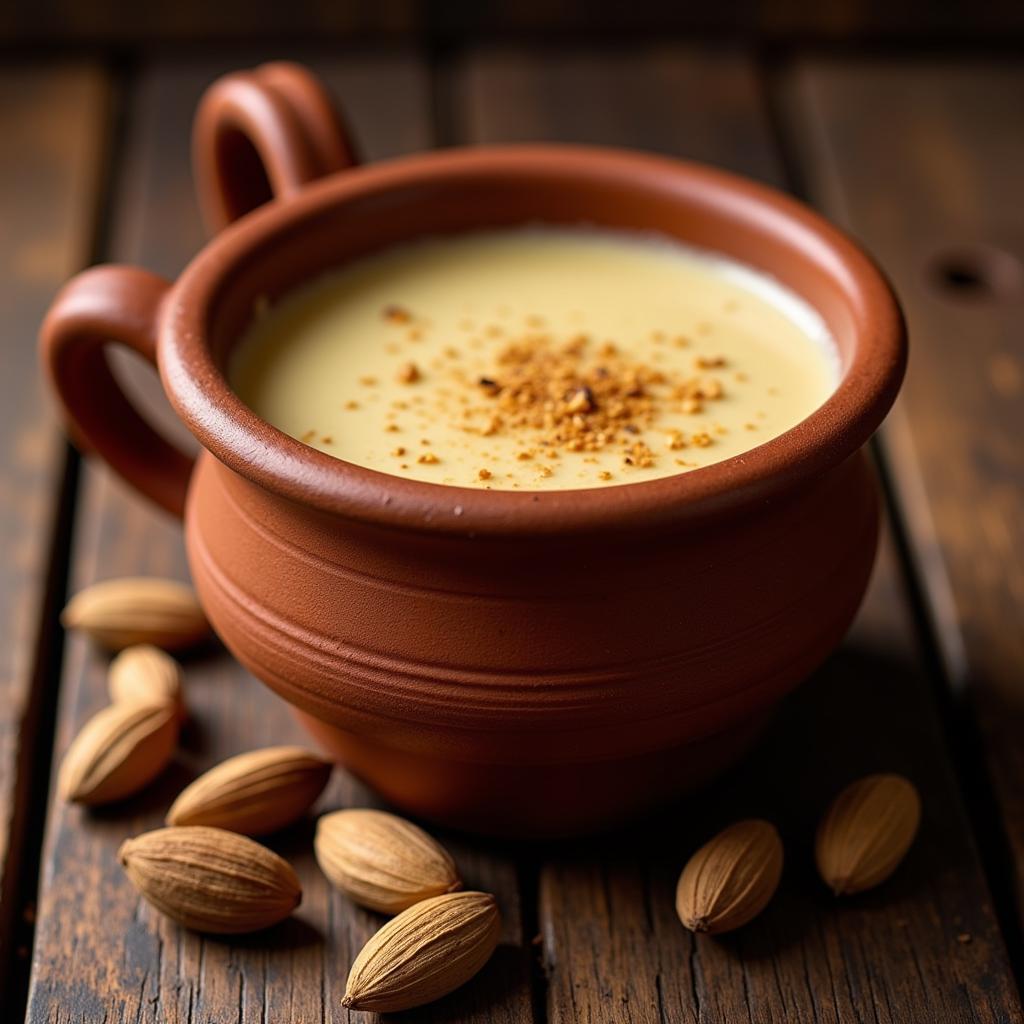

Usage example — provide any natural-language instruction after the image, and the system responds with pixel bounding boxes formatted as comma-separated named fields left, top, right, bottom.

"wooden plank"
left=459, top=47, right=783, bottom=186
left=0, top=2, right=417, bottom=42
left=26, top=55, right=534, bottom=1023
left=459, top=47, right=1022, bottom=1022
left=3, top=1, right=1024, bottom=43
left=432, top=1, right=1024, bottom=39
left=0, top=65, right=110, bottom=993
left=784, top=58, right=1024, bottom=930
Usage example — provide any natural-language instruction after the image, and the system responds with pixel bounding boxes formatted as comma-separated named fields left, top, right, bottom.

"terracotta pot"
left=40, top=62, right=905, bottom=837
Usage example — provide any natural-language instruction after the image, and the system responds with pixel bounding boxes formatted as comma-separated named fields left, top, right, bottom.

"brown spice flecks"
left=566, top=387, right=595, bottom=414
left=692, top=432, right=713, bottom=447
left=695, top=355, right=726, bottom=369
left=321, top=435, right=333, bottom=444
left=478, top=468, right=492, bottom=481
left=397, top=361, right=421, bottom=384
left=598, top=470, right=613, bottom=481
left=417, top=453, right=439, bottom=464
left=300, top=429, right=317, bottom=443
left=624, top=441, right=656, bottom=468
left=344, top=400, right=360, bottom=410
left=359, top=375, right=378, bottom=387
left=382, top=304, right=412, bottom=323
left=391, top=446, right=406, bottom=456
left=454, top=332, right=729, bottom=471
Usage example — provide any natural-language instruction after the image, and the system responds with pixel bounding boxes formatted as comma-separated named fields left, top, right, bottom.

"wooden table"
left=1, top=46, right=1022, bottom=1023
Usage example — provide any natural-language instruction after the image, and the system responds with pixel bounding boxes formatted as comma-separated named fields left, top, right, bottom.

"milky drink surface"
left=231, top=227, right=838, bottom=490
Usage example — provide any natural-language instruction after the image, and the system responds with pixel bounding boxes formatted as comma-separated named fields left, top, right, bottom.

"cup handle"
left=192, top=61, right=358, bottom=232
left=41, top=265, right=194, bottom=519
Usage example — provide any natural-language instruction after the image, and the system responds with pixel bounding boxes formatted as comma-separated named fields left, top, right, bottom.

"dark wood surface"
left=4, top=0, right=1024, bottom=43
left=786, top=59, right=1024, bottom=933
left=0, top=63, right=110, bottom=988
left=2, top=44, right=1022, bottom=1024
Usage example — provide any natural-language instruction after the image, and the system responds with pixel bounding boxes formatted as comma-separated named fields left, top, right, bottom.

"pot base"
left=293, top=706, right=769, bottom=838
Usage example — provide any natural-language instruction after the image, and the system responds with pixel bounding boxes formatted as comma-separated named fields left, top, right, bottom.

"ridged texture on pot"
left=314, top=808, right=461, bottom=913
left=187, top=449, right=880, bottom=835
left=119, top=826, right=301, bottom=933
left=166, top=746, right=332, bottom=834
left=343, top=891, right=500, bottom=1012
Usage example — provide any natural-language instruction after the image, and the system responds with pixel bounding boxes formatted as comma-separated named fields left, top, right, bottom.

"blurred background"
left=4, top=0, right=1024, bottom=43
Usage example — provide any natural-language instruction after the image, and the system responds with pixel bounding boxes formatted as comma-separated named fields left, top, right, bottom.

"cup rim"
left=160, top=143, right=906, bottom=537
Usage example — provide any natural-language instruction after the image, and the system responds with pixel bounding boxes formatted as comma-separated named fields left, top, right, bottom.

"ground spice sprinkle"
left=456, top=331, right=725, bottom=470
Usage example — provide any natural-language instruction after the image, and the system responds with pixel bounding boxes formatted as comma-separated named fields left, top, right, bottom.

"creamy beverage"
left=231, top=228, right=837, bottom=490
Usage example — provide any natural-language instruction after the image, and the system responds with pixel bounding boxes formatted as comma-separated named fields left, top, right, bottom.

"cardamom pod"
left=108, top=644, right=186, bottom=720
left=314, top=808, right=461, bottom=913
left=815, top=773, right=921, bottom=895
left=62, top=576, right=209, bottom=651
left=343, top=891, right=500, bottom=1012
left=119, top=826, right=301, bottom=933
left=58, top=701, right=179, bottom=805
left=676, top=819, right=783, bottom=934
left=166, top=746, right=332, bottom=835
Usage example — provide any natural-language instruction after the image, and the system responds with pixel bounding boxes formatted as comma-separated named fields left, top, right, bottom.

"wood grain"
left=460, top=46, right=1022, bottom=1023
left=0, top=64, right=110, bottom=989
left=459, top=47, right=783, bottom=186
left=25, top=54, right=533, bottom=1023
left=785, top=58, right=1024, bottom=931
